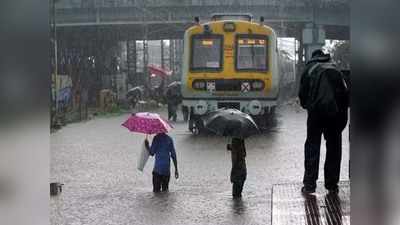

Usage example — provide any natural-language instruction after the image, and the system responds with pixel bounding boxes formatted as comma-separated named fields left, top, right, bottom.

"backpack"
left=306, top=62, right=349, bottom=116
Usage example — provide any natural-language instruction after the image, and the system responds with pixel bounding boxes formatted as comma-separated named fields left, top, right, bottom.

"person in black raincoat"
left=166, top=87, right=180, bottom=122
left=227, top=138, right=247, bottom=198
left=299, top=49, right=349, bottom=195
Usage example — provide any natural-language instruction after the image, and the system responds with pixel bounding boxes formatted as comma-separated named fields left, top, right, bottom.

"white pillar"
left=302, top=23, right=326, bottom=61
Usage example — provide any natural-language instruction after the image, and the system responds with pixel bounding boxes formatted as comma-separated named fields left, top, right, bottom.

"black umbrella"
left=127, top=86, right=144, bottom=97
left=202, top=108, right=260, bottom=138
left=165, top=81, right=181, bottom=98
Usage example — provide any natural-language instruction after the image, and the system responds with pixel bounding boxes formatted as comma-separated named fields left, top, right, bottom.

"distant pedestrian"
left=181, top=105, right=189, bottom=122
left=227, top=138, right=247, bottom=198
left=298, top=49, right=349, bottom=195
left=166, top=88, right=180, bottom=122
left=145, top=132, right=179, bottom=192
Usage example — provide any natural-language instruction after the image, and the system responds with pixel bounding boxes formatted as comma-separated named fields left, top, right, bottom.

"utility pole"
left=51, top=0, right=59, bottom=127
left=169, top=39, right=174, bottom=77
left=161, top=40, right=165, bottom=69
left=142, top=0, right=149, bottom=86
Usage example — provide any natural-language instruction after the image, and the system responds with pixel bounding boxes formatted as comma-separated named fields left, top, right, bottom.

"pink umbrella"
left=122, top=112, right=173, bottom=135
left=148, top=64, right=172, bottom=77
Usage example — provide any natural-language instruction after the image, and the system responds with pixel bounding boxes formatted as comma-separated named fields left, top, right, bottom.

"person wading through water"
left=166, top=87, right=180, bottom=122
left=145, top=132, right=179, bottom=192
left=227, top=138, right=247, bottom=198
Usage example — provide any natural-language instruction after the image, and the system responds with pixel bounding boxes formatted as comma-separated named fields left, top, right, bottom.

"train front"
left=181, top=15, right=280, bottom=132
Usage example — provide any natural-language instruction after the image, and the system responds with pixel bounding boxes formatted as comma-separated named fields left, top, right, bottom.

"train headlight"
left=194, top=100, right=208, bottom=115
left=248, top=100, right=262, bottom=115
left=192, top=80, right=206, bottom=90
left=252, top=80, right=265, bottom=91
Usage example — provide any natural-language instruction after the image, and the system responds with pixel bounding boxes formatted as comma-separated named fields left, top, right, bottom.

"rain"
left=50, top=1, right=350, bottom=224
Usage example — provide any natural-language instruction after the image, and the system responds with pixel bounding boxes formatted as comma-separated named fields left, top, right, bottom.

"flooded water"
left=50, top=103, right=349, bottom=225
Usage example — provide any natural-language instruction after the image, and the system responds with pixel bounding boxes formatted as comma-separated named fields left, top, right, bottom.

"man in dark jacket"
left=166, top=88, right=180, bottom=122
left=299, top=49, right=349, bottom=195
left=227, top=138, right=247, bottom=198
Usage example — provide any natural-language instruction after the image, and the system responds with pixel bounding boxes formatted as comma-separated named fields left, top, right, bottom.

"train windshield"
left=191, top=35, right=223, bottom=71
left=236, top=36, right=268, bottom=71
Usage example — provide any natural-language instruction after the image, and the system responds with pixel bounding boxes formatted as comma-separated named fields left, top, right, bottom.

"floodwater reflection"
left=231, top=198, right=247, bottom=215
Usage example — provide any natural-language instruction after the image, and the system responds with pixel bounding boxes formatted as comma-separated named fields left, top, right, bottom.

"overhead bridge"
left=55, top=0, right=349, bottom=40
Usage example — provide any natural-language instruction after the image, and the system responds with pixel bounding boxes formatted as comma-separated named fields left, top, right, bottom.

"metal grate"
left=218, top=102, right=240, bottom=110
left=272, top=181, right=350, bottom=225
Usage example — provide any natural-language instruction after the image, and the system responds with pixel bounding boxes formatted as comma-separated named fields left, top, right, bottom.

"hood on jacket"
left=306, top=54, right=331, bottom=65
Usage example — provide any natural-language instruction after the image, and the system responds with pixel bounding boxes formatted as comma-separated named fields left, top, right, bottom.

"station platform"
left=272, top=181, right=350, bottom=225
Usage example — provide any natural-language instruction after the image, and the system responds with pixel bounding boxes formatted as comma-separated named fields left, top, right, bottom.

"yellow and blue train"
left=180, top=14, right=280, bottom=133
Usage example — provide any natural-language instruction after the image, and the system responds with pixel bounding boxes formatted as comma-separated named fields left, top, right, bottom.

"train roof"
left=210, top=13, right=253, bottom=22
left=185, top=19, right=276, bottom=36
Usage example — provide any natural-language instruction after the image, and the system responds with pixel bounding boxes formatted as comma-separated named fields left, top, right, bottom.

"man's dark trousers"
left=232, top=180, right=245, bottom=197
left=303, top=110, right=347, bottom=190
left=153, top=171, right=170, bottom=192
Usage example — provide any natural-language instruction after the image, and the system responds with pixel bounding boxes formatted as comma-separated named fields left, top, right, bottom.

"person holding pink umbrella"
left=144, top=132, right=178, bottom=192
left=122, top=112, right=178, bottom=192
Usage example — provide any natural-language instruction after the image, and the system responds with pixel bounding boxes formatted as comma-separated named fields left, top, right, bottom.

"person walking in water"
left=145, top=132, right=179, bottom=192
left=227, top=138, right=247, bottom=198
left=166, top=86, right=180, bottom=122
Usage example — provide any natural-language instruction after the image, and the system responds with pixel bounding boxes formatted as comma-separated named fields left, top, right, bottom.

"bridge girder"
left=55, top=2, right=349, bottom=41
left=57, top=22, right=348, bottom=43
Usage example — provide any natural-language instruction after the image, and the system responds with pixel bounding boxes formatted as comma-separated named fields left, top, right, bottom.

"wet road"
left=50, top=103, right=349, bottom=225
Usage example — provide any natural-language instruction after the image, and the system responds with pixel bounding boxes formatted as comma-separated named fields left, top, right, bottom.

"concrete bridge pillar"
left=166, top=39, right=183, bottom=81
left=161, top=40, right=165, bottom=69
left=127, top=40, right=137, bottom=87
left=295, top=35, right=304, bottom=94
left=143, top=40, right=149, bottom=84
left=169, top=39, right=175, bottom=76
left=302, top=23, right=326, bottom=61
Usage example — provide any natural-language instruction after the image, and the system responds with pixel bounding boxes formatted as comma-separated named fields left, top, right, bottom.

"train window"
left=190, top=34, right=223, bottom=71
left=236, top=35, right=268, bottom=72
